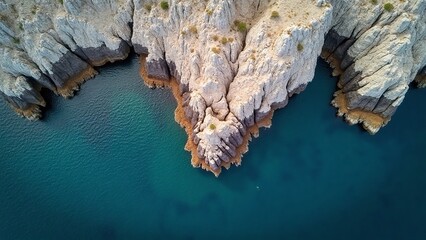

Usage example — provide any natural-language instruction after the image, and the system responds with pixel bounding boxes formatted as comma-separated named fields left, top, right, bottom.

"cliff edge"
left=0, top=0, right=424, bottom=175
left=324, top=0, right=425, bottom=133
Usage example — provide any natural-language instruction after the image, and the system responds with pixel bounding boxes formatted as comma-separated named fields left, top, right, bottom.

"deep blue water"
left=0, top=55, right=425, bottom=239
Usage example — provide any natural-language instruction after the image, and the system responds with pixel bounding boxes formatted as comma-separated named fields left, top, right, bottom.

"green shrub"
left=297, top=43, right=304, bottom=52
left=271, top=11, right=280, bottom=19
left=384, top=3, right=394, bottom=11
left=144, top=4, right=152, bottom=11
left=234, top=20, right=247, bottom=32
left=189, top=25, right=197, bottom=34
left=211, top=47, right=220, bottom=54
left=58, top=0, right=63, bottom=4
left=370, top=0, right=378, bottom=4
left=13, top=37, right=20, bottom=44
left=221, top=37, right=228, bottom=45
left=18, top=22, right=23, bottom=31
left=160, top=1, right=169, bottom=10
left=209, top=124, right=216, bottom=130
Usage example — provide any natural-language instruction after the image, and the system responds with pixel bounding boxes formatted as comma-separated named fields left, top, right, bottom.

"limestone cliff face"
left=132, top=0, right=332, bottom=173
left=0, top=0, right=133, bottom=118
left=323, top=0, right=426, bottom=133
left=0, top=0, right=424, bottom=175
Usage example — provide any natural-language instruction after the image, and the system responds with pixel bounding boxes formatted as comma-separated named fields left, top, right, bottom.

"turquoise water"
left=0, top=55, right=425, bottom=239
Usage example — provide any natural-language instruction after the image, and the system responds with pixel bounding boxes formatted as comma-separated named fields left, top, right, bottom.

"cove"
left=0, top=54, right=425, bottom=239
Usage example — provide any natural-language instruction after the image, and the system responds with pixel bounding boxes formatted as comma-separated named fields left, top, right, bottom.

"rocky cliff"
left=0, top=0, right=424, bottom=175
left=324, top=0, right=425, bottom=133
left=0, top=0, right=132, bottom=118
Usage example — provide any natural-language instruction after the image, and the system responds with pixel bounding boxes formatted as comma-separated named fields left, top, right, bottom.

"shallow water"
left=0, top=55, right=425, bottom=239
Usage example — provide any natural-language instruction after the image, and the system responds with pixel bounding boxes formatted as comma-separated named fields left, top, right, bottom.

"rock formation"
left=323, top=0, right=425, bottom=133
left=0, top=0, right=132, bottom=118
left=0, top=0, right=424, bottom=175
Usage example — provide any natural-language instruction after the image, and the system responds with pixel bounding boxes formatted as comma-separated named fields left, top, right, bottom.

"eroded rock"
left=0, top=0, right=424, bottom=175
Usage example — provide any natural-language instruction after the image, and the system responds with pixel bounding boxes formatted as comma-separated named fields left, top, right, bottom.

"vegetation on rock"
left=297, top=43, right=304, bottom=52
left=211, top=47, right=220, bottom=54
left=384, top=3, right=394, bottom=11
left=160, top=1, right=169, bottom=10
left=271, top=11, right=280, bottom=19
left=144, top=4, right=152, bottom=12
left=221, top=37, right=228, bottom=45
left=234, top=20, right=247, bottom=32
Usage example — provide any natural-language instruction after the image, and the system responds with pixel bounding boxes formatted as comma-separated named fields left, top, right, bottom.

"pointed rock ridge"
left=133, top=0, right=333, bottom=174
left=323, top=0, right=426, bottom=134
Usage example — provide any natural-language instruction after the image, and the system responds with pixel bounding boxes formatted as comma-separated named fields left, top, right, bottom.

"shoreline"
left=56, top=66, right=98, bottom=98
left=320, top=51, right=388, bottom=134
left=138, top=55, right=274, bottom=176
left=89, top=53, right=130, bottom=68
left=320, top=50, right=344, bottom=79
left=332, top=90, right=388, bottom=134
left=12, top=104, right=42, bottom=121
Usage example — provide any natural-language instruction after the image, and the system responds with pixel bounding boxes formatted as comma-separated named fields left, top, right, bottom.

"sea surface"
left=0, top=55, right=425, bottom=239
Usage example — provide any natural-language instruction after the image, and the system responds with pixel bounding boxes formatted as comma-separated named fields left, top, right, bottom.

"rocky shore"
left=0, top=0, right=424, bottom=175
left=322, top=0, right=425, bottom=133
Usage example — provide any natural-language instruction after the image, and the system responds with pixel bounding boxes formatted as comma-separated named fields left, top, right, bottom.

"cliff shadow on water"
left=219, top=59, right=347, bottom=183
left=38, top=51, right=139, bottom=120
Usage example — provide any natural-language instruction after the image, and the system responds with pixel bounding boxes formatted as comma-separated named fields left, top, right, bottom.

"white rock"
left=0, top=0, right=424, bottom=174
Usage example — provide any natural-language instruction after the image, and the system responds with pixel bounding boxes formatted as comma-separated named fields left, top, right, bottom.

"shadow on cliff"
left=39, top=51, right=138, bottom=120
left=94, top=50, right=137, bottom=70
left=39, top=87, right=58, bottom=120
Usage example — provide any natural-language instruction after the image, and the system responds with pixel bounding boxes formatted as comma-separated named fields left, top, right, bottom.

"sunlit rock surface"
left=0, top=0, right=424, bottom=175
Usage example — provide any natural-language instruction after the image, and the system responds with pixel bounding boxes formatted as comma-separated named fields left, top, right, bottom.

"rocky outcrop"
left=0, top=0, right=133, bottom=116
left=133, top=0, right=332, bottom=174
left=0, top=0, right=424, bottom=175
left=322, top=0, right=426, bottom=133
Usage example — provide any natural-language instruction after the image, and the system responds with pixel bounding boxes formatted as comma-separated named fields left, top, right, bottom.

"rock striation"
left=132, top=0, right=332, bottom=174
left=0, top=0, right=132, bottom=118
left=323, top=0, right=426, bottom=133
left=0, top=0, right=424, bottom=175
